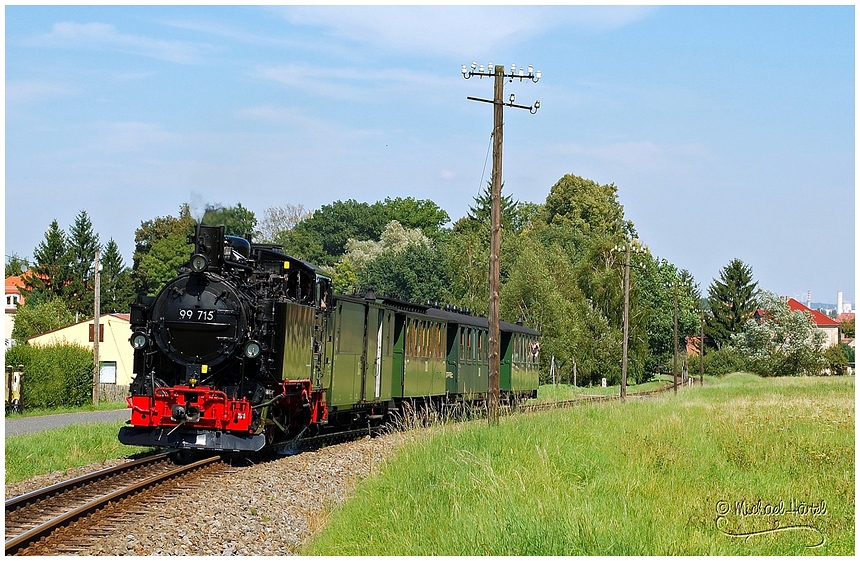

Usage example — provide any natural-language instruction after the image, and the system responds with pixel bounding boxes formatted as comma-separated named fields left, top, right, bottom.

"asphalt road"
left=5, top=408, right=131, bottom=437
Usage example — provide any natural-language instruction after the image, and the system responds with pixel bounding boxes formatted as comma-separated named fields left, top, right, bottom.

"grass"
left=4, top=420, right=150, bottom=484
left=5, top=400, right=128, bottom=419
left=304, top=373, right=854, bottom=555
left=534, top=374, right=678, bottom=401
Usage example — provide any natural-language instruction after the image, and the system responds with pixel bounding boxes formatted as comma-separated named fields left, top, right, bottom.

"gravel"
left=7, top=432, right=410, bottom=555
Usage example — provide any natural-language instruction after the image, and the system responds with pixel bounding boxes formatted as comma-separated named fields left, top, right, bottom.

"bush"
left=5, top=343, right=94, bottom=409
left=689, top=346, right=747, bottom=377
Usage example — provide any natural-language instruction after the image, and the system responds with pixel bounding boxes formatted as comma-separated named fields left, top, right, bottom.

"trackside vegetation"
left=304, top=374, right=854, bottom=555
left=5, top=421, right=146, bottom=484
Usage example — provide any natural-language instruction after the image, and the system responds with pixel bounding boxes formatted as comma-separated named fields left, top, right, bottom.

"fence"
left=98, top=384, right=129, bottom=403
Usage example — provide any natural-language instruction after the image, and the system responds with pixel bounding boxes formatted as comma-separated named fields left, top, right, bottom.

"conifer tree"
left=65, top=210, right=100, bottom=317
left=101, top=238, right=136, bottom=313
left=22, top=219, right=72, bottom=305
left=705, top=258, right=759, bottom=348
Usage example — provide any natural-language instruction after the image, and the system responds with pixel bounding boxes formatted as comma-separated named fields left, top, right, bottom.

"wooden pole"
left=487, top=65, right=504, bottom=426
left=621, top=243, right=630, bottom=400
left=92, top=247, right=101, bottom=405
left=700, top=309, right=705, bottom=385
left=673, top=281, right=678, bottom=395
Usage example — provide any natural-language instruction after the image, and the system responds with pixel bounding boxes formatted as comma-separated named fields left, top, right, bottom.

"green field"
left=305, top=374, right=854, bottom=555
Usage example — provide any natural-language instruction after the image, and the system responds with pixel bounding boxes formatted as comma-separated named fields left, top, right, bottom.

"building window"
left=99, top=361, right=117, bottom=384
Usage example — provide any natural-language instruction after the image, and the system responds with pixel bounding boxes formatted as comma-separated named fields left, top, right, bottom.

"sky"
left=4, top=5, right=855, bottom=306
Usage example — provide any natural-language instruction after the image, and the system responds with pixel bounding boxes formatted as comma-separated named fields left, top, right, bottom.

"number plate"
left=178, top=309, right=216, bottom=321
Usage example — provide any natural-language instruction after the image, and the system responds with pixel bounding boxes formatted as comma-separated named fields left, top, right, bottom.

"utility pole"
left=620, top=243, right=631, bottom=400
left=92, top=247, right=101, bottom=405
left=673, top=281, right=678, bottom=395
left=699, top=309, right=705, bottom=385
left=463, top=61, right=540, bottom=425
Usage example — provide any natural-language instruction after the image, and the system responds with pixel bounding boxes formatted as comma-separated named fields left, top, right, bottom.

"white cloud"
left=277, top=6, right=655, bottom=57
left=6, top=80, right=75, bottom=104
left=252, top=63, right=448, bottom=101
left=25, top=21, right=218, bottom=64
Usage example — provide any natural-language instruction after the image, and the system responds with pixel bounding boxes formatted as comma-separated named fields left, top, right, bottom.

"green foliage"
left=823, top=345, right=849, bottom=375
left=22, top=219, right=72, bottom=305
left=839, top=342, right=854, bottom=363
left=5, top=343, right=94, bottom=409
left=543, top=174, right=634, bottom=240
left=688, top=346, right=746, bottom=377
left=443, top=222, right=490, bottom=316
left=277, top=198, right=450, bottom=266
left=5, top=253, right=30, bottom=278
left=11, top=297, right=75, bottom=342
left=731, top=292, right=827, bottom=376
left=201, top=202, right=258, bottom=237
left=359, top=244, right=449, bottom=303
left=706, top=258, right=759, bottom=348
left=840, top=318, right=854, bottom=338
left=64, top=210, right=100, bottom=317
left=100, top=239, right=136, bottom=313
left=132, top=204, right=195, bottom=296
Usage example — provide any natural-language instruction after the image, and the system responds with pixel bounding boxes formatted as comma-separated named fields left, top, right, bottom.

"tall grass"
left=305, top=374, right=854, bottom=555
left=5, top=421, right=148, bottom=484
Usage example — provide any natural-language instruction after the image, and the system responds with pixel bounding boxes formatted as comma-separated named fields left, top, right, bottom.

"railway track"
left=5, top=451, right=228, bottom=555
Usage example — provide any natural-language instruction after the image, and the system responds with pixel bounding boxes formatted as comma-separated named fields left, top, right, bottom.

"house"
left=26, top=313, right=134, bottom=389
left=4, top=275, right=26, bottom=347
left=784, top=298, right=841, bottom=348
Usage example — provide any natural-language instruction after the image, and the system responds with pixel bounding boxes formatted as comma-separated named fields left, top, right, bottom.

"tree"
left=132, top=204, right=196, bottom=296
left=258, top=204, right=311, bottom=243
left=731, top=291, right=826, bottom=376
left=360, top=244, right=449, bottom=303
left=65, top=210, right=100, bottom=318
left=100, top=239, right=136, bottom=313
left=5, top=253, right=30, bottom=278
left=277, top=199, right=388, bottom=265
left=823, top=345, right=849, bottom=375
left=463, top=181, right=539, bottom=234
left=706, top=258, right=759, bottom=348
left=542, top=174, right=634, bottom=241
left=840, top=318, right=855, bottom=338
left=21, top=219, right=72, bottom=305
left=11, top=297, right=75, bottom=342
left=201, top=202, right=258, bottom=237
left=338, top=220, right=447, bottom=302
left=277, top=198, right=450, bottom=266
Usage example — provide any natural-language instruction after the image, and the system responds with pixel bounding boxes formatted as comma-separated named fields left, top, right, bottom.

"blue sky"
left=4, top=5, right=855, bottom=305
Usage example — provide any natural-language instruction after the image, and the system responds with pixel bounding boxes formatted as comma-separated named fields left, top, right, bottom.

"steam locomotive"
left=119, top=225, right=539, bottom=452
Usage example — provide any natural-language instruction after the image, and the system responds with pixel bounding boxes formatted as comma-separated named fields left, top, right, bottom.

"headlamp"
left=243, top=340, right=261, bottom=359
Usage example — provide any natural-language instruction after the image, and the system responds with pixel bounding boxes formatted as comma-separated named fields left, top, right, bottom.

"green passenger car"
left=499, top=321, right=540, bottom=399
left=325, top=295, right=396, bottom=417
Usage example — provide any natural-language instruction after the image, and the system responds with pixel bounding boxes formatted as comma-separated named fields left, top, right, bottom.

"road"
left=5, top=409, right=130, bottom=437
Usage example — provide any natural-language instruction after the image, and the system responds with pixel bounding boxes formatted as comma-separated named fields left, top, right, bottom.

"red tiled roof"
left=785, top=298, right=840, bottom=327
left=5, top=275, right=25, bottom=292
left=836, top=312, right=855, bottom=323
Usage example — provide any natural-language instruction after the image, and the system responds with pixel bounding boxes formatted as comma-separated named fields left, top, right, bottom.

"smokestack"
left=806, top=290, right=811, bottom=309
left=837, top=291, right=843, bottom=315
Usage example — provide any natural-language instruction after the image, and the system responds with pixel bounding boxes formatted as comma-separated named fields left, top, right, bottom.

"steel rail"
left=5, top=451, right=172, bottom=512
left=5, top=454, right=222, bottom=555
